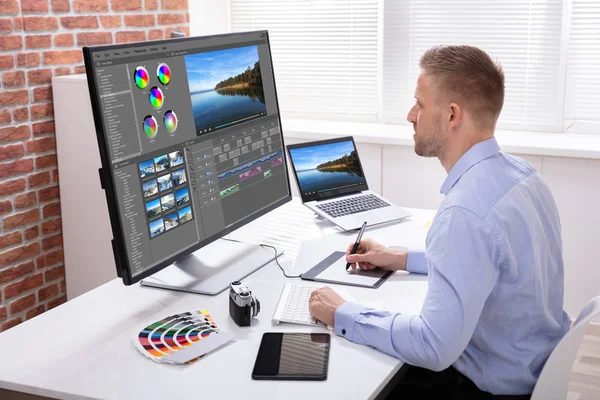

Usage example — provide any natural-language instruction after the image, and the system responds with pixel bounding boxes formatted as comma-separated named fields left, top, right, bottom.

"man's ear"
left=448, top=103, right=462, bottom=130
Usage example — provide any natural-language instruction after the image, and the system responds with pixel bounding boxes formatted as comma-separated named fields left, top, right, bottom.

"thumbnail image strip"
left=172, top=168, right=187, bottom=186
left=164, top=211, right=179, bottom=231
left=139, top=159, right=155, bottom=178
left=154, top=154, right=169, bottom=172
left=178, top=206, right=193, bottom=223
left=176, top=187, right=190, bottom=205
left=157, top=173, right=173, bottom=192
left=149, top=218, right=165, bottom=238
left=160, top=193, right=175, bottom=211
left=146, top=198, right=162, bottom=218
left=143, top=178, right=158, bottom=198
left=169, top=149, right=184, bottom=167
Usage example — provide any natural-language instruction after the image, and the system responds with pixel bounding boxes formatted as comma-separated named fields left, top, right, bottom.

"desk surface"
left=0, top=200, right=434, bottom=400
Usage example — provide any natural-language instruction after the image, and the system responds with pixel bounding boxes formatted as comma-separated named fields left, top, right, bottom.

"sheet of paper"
left=315, top=253, right=388, bottom=286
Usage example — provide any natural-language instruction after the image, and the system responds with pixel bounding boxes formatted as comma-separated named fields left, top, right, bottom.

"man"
left=308, top=45, right=571, bottom=399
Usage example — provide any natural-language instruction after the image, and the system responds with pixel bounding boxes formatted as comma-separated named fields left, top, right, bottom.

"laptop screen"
left=287, top=137, right=368, bottom=202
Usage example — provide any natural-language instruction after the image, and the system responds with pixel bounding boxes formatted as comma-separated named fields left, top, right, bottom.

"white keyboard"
left=272, top=283, right=325, bottom=326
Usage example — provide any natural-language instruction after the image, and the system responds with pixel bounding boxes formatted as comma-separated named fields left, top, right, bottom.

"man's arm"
left=334, top=207, right=500, bottom=371
left=406, top=250, right=428, bottom=274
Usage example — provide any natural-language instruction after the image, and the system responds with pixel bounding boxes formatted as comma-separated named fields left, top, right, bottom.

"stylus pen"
left=346, top=221, right=367, bottom=270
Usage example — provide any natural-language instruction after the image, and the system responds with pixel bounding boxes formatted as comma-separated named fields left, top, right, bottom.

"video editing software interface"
left=288, top=139, right=367, bottom=199
left=89, top=32, right=289, bottom=277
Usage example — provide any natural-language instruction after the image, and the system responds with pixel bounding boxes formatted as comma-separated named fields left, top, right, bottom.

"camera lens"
left=254, top=298, right=261, bottom=317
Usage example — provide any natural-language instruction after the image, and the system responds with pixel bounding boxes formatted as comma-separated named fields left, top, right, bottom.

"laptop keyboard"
left=315, top=194, right=390, bottom=218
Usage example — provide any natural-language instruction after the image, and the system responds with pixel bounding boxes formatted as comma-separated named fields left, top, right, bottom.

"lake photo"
left=289, top=141, right=366, bottom=193
left=184, top=45, right=266, bottom=130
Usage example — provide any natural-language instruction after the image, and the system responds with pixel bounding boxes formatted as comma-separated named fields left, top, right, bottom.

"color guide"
left=163, top=110, right=178, bottom=133
left=134, top=310, right=233, bottom=364
left=143, top=115, right=158, bottom=138
left=157, top=63, right=171, bottom=85
left=149, top=86, right=164, bottom=109
left=134, top=66, right=149, bottom=89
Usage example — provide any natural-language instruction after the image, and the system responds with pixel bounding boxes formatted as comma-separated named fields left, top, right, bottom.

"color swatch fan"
left=134, top=310, right=233, bottom=364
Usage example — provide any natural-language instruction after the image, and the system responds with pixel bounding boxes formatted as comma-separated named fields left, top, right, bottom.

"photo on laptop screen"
left=288, top=139, right=366, bottom=198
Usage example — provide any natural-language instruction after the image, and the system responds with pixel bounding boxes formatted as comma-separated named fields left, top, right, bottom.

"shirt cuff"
left=406, top=250, right=428, bottom=275
left=334, top=301, right=370, bottom=341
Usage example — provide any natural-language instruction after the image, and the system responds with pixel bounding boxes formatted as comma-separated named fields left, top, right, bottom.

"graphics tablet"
left=251, top=332, right=330, bottom=380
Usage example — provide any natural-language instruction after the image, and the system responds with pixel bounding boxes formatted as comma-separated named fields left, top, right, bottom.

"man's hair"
left=419, top=45, right=505, bottom=130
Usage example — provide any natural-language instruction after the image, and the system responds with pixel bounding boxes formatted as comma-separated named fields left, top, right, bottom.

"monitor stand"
left=139, top=238, right=283, bottom=295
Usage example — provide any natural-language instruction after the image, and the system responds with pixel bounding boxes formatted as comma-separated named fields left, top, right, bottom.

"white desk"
left=0, top=200, right=434, bottom=400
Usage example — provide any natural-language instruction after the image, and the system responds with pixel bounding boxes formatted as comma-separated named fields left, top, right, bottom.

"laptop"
left=286, top=136, right=411, bottom=231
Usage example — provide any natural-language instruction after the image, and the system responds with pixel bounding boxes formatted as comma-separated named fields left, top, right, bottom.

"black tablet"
left=252, top=332, right=330, bottom=381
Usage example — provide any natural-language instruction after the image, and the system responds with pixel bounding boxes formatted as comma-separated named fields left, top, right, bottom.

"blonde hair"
left=420, top=45, right=505, bottom=130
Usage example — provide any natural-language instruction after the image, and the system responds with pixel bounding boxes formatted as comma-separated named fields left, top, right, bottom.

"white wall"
left=189, top=0, right=230, bottom=37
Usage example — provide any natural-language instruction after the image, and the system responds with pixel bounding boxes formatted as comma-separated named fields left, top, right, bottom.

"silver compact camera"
left=229, top=281, right=260, bottom=326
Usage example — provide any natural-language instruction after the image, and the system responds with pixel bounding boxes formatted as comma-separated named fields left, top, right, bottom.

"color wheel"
left=157, top=63, right=171, bottom=86
left=136, top=310, right=220, bottom=364
left=149, top=86, right=164, bottom=109
left=134, top=66, right=149, bottom=89
left=163, top=110, right=178, bottom=133
left=143, top=115, right=158, bottom=138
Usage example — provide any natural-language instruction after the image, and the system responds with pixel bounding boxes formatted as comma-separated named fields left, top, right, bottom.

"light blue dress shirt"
left=334, top=137, right=571, bottom=395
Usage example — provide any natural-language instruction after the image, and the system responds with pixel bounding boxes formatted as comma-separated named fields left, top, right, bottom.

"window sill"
left=282, top=118, right=600, bottom=160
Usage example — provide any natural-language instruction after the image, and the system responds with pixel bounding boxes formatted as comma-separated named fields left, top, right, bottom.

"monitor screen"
left=287, top=137, right=367, bottom=202
left=83, top=31, right=291, bottom=284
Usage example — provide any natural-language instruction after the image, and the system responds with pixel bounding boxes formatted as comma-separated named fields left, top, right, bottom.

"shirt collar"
left=440, top=137, right=501, bottom=195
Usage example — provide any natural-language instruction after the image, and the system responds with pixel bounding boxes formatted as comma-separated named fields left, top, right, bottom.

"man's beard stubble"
left=414, top=113, right=444, bottom=158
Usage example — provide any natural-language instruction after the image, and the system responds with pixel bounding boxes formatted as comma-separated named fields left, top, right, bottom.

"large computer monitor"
left=83, top=31, right=291, bottom=293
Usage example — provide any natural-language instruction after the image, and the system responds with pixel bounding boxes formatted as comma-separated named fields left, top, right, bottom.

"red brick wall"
left=0, top=0, right=190, bottom=332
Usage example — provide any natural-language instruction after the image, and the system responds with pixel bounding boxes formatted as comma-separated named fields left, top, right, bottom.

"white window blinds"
left=382, top=0, right=565, bottom=131
left=565, top=0, right=600, bottom=124
left=230, top=0, right=380, bottom=120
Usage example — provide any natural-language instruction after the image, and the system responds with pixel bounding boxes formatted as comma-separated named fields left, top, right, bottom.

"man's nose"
left=407, top=105, right=416, bottom=123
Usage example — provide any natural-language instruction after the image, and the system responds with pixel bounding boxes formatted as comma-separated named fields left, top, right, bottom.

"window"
left=231, top=0, right=380, bottom=120
left=383, top=0, right=564, bottom=132
left=227, top=0, right=600, bottom=134
left=564, top=0, right=600, bottom=133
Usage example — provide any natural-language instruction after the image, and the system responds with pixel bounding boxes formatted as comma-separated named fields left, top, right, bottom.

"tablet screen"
left=252, top=333, right=330, bottom=380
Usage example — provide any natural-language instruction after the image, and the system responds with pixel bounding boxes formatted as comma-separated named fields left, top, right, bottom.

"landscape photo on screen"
left=290, top=141, right=365, bottom=194
left=157, top=174, right=173, bottom=192
left=142, top=179, right=158, bottom=198
left=146, top=198, right=162, bottom=218
left=184, top=45, right=266, bottom=131
left=160, top=193, right=175, bottom=211
left=169, top=149, right=184, bottom=167
left=149, top=218, right=165, bottom=238
left=139, top=159, right=155, bottom=178
left=176, top=187, right=190, bottom=205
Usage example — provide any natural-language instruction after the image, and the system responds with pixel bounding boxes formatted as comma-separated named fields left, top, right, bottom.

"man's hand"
left=346, top=238, right=407, bottom=272
left=309, top=286, right=345, bottom=326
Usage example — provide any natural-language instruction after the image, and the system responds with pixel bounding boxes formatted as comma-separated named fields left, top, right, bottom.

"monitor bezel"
left=83, top=30, right=291, bottom=286
left=286, top=136, right=369, bottom=203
